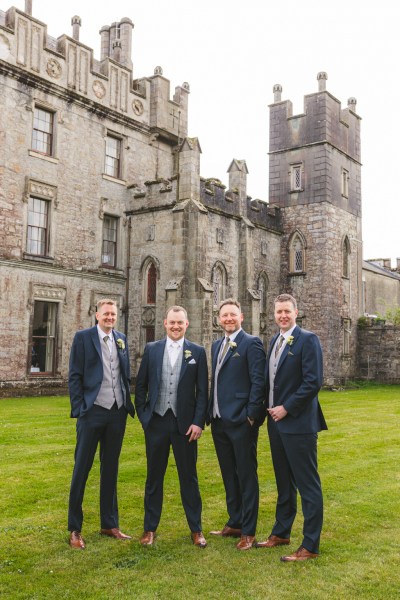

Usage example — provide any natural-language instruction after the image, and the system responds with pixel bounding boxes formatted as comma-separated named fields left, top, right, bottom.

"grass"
left=0, top=385, right=399, bottom=599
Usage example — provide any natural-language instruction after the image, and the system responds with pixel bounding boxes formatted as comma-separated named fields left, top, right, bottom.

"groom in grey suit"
left=135, top=306, right=208, bottom=548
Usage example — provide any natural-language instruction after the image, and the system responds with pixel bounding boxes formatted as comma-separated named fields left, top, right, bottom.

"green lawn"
left=0, top=385, right=399, bottom=599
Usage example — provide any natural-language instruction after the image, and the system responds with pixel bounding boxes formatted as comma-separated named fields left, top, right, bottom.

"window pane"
left=102, top=216, right=118, bottom=267
left=147, top=263, right=157, bottom=304
left=32, top=108, right=53, bottom=155
left=105, top=136, right=121, bottom=178
left=27, top=197, right=49, bottom=256
left=31, top=301, right=57, bottom=373
left=145, top=326, right=155, bottom=343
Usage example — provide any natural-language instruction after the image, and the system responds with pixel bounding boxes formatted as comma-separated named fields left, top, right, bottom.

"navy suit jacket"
left=266, top=325, right=327, bottom=434
left=134, top=338, right=208, bottom=435
left=68, top=326, right=135, bottom=419
left=208, top=330, right=266, bottom=425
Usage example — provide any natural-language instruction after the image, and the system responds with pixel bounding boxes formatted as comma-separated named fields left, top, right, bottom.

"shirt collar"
left=167, top=336, right=184, bottom=349
left=280, top=325, right=296, bottom=340
left=97, top=325, right=113, bottom=342
left=227, top=328, right=241, bottom=343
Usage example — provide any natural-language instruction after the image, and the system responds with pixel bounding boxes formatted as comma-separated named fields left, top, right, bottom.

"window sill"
left=288, top=271, right=306, bottom=277
left=28, top=150, right=59, bottom=164
left=289, top=189, right=304, bottom=194
left=102, top=174, right=126, bottom=185
left=23, top=253, right=55, bottom=264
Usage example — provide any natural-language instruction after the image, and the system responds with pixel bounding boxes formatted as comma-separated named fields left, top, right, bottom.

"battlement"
left=0, top=2, right=188, bottom=141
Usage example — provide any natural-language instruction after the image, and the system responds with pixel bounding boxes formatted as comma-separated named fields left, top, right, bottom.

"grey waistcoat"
left=95, top=336, right=124, bottom=409
left=154, top=345, right=182, bottom=416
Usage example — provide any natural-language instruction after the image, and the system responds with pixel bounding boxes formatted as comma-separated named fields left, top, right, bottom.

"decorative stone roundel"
left=46, top=58, right=62, bottom=79
left=93, top=80, right=106, bottom=99
left=132, top=99, right=144, bottom=115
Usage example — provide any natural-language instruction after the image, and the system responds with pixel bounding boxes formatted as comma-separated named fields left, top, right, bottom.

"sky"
left=10, top=0, right=400, bottom=265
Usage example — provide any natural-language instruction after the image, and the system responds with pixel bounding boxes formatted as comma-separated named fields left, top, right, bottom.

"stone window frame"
left=288, top=230, right=306, bottom=275
left=257, top=271, right=269, bottom=315
left=23, top=179, right=57, bottom=262
left=211, top=261, right=227, bottom=310
left=101, top=214, right=119, bottom=269
left=342, top=235, right=351, bottom=278
left=290, top=163, right=303, bottom=192
left=139, top=256, right=160, bottom=350
left=31, top=104, right=56, bottom=157
left=104, top=132, right=123, bottom=180
left=27, top=284, right=66, bottom=378
left=342, top=318, right=352, bottom=356
left=341, top=167, right=349, bottom=198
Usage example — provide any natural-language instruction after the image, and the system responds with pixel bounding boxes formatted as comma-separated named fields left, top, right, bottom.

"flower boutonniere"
left=287, top=336, right=294, bottom=346
left=116, top=338, right=125, bottom=350
left=228, top=340, right=237, bottom=351
left=184, top=349, right=192, bottom=361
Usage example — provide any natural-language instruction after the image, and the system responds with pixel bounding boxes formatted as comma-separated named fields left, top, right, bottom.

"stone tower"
left=268, top=73, right=362, bottom=384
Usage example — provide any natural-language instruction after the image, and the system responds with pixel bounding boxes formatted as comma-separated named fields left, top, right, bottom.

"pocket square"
left=232, top=352, right=240, bottom=357
left=288, top=351, right=294, bottom=356
left=188, top=359, right=196, bottom=364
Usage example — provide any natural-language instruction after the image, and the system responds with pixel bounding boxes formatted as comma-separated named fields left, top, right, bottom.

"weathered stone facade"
left=357, top=325, right=400, bottom=383
left=0, top=2, right=399, bottom=396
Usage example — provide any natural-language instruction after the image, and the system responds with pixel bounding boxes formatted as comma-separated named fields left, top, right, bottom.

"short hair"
left=274, top=293, right=297, bottom=310
left=96, top=298, right=117, bottom=310
left=165, top=305, right=188, bottom=319
left=218, top=298, right=241, bottom=314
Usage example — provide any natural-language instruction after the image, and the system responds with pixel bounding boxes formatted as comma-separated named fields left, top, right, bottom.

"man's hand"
left=186, top=424, right=202, bottom=442
left=268, top=406, right=288, bottom=422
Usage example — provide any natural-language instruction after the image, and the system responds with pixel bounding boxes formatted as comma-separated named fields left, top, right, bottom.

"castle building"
left=0, top=1, right=399, bottom=396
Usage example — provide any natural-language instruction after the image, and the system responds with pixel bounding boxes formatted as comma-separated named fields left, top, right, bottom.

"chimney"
left=25, top=0, right=32, bottom=15
left=317, top=71, right=328, bottom=91
left=273, top=84, right=282, bottom=103
left=347, top=97, right=357, bottom=112
left=112, top=39, right=121, bottom=63
left=71, top=16, right=81, bottom=41
left=99, top=25, right=110, bottom=60
left=119, top=17, right=134, bottom=70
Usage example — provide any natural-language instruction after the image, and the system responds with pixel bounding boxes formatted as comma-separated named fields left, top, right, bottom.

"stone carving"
left=93, top=80, right=106, bottom=99
left=46, top=58, right=62, bottom=79
left=132, top=99, right=144, bottom=115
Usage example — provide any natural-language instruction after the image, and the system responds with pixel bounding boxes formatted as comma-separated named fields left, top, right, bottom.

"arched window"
left=289, top=231, right=306, bottom=273
left=141, top=258, right=158, bottom=348
left=342, top=236, right=351, bottom=278
left=257, top=272, right=268, bottom=314
left=212, top=263, right=226, bottom=309
left=146, top=262, right=157, bottom=304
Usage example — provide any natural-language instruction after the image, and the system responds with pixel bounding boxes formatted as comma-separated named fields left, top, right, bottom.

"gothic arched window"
left=146, top=262, right=157, bottom=304
left=342, top=236, right=351, bottom=278
left=289, top=232, right=306, bottom=273
left=212, top=263, right=226, bottom=309
left=257, top=272, right=269, bottom=314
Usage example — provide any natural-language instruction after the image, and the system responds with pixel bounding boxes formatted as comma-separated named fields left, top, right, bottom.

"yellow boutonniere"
left=287, top=336, right=294, bottom=346
left=116, top=338, right=125, bottom=350
left=228, top=341, right=237, bottom=350
left=184, top=349, right=192, bottom=361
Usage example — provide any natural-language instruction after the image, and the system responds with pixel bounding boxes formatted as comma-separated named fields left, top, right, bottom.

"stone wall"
left=357, top=325, right=400, bottom=383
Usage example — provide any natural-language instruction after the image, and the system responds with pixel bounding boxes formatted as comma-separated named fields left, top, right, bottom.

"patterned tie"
left=274, top=335, right=285, bottom=357
left=218, top=337, right=230, bottom=363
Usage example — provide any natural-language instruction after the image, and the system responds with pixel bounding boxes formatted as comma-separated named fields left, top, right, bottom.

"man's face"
left=218, top=304, right=244, bottom=335
left=96, top=303, right=117, bottom=333
left=274, top=301, right=298, bottom=333
left=164, top=310, right=189, bottom=341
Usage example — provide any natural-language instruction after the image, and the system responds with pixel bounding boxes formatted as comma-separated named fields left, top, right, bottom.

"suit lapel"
left=276, top=326, right=301, bottom=372
left=156, top=339, right=167, bottom=383
left=179, top=340, right=189, bottom=382
left=91, top=327, right=102, bottom=360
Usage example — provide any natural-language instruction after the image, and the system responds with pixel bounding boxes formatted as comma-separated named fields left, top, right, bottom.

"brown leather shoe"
left=140, top=531, right=156, bottom=546
left=255, top=535, right=290, bottom=548
left=191, top=531, right=207, bottom=548
left=280, top=546, right=318, bottom=562
left=236, top=535, right=256, bottom=550
left=100, top=528, right=131, bottom=540
left=209, top=525, right=242, bottom=537
left=69, top=530, right=85, bottom=549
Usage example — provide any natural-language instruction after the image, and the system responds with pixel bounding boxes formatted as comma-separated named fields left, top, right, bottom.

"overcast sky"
left=14, top=0, right=400, bottom=265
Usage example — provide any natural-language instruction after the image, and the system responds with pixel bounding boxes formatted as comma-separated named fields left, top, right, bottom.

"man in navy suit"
left=67, top=299, right=135, bottom=549
left=256, top=293, right=327, bottom=561
left=135, top=306, right=208, bottom=548
left=208, top=298, right=266, bottom=550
